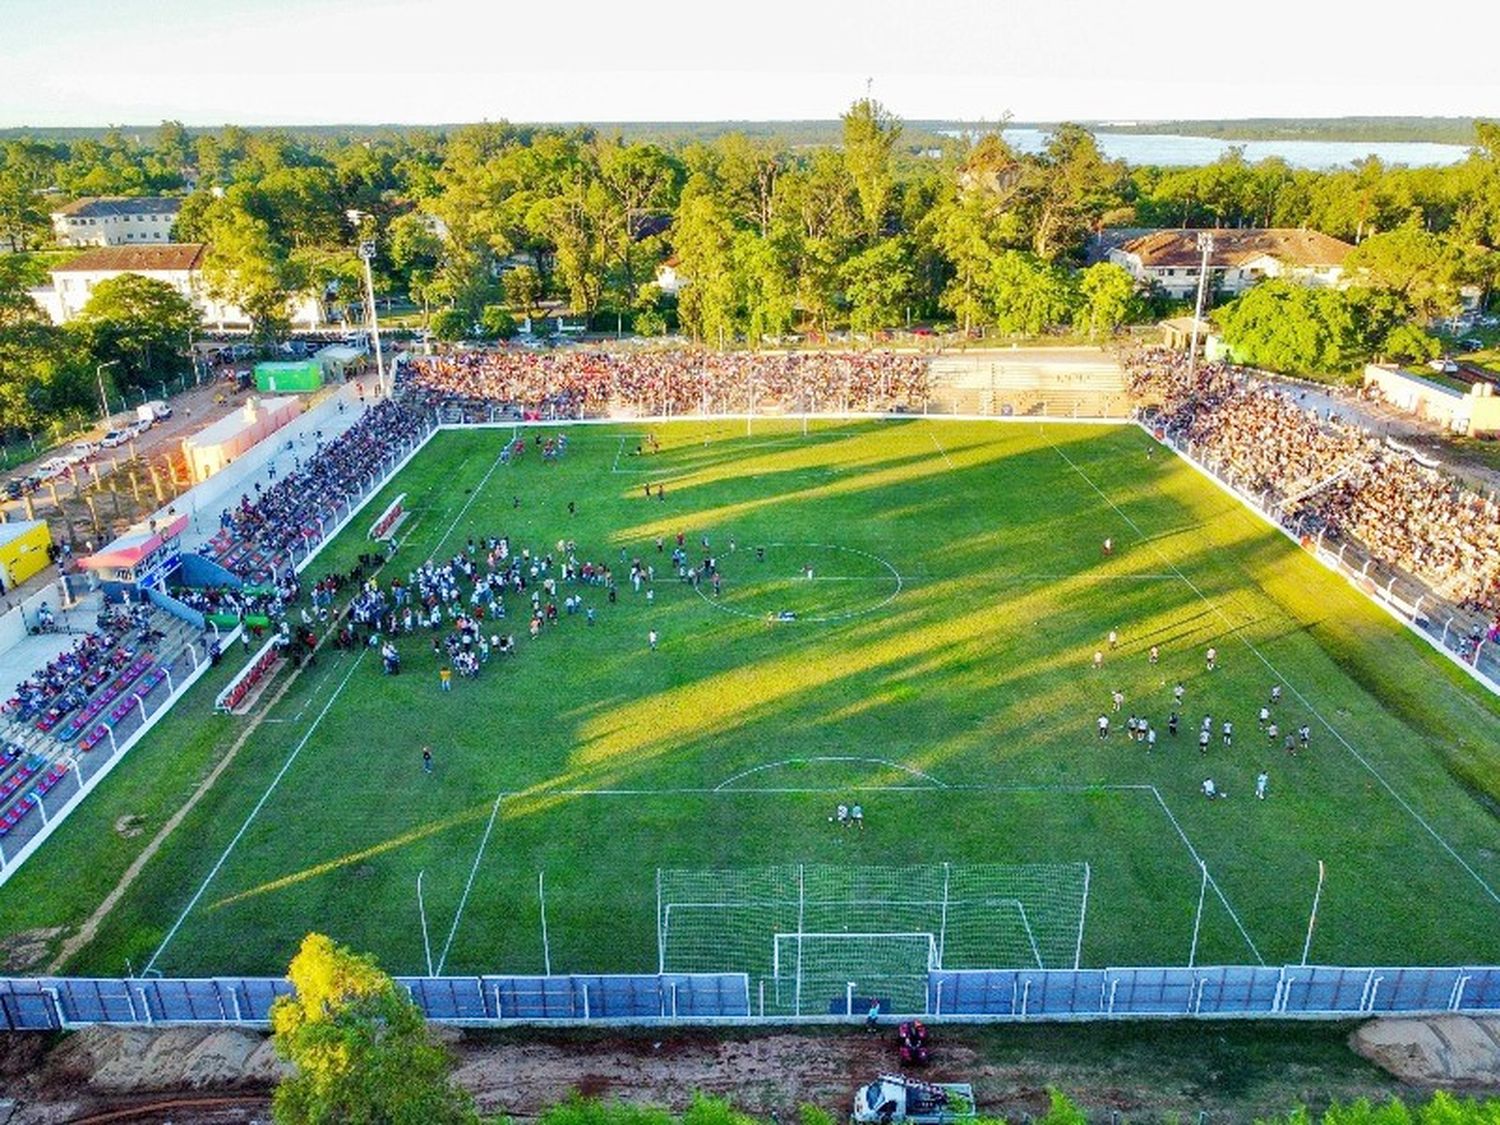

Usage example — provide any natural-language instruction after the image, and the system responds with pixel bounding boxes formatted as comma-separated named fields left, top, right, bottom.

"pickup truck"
left=852, top=1076, right=976, bottom=1125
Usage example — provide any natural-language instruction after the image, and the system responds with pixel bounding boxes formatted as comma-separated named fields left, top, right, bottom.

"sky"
left=3, top=0, right=1499, bottom=127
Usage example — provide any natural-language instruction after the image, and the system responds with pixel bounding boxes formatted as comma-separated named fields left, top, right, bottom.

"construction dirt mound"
left=1351, top=1017, right=1500, bottom=1086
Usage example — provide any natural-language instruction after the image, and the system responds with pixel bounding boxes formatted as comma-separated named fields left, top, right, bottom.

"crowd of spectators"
left=398, top=350, right=930, bottom=417
left=1128, top=347, right=1500, bottom=623
left=202, top=400, right=427, bottom=584
left=1, top=603, right=162, bottom=727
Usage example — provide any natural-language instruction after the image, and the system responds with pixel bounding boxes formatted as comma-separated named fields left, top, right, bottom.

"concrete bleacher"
left=0, top=607, right=207, bottom=855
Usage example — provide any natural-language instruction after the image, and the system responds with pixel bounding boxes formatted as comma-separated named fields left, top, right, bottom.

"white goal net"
left=658, top=863, right=1089, bottom=1015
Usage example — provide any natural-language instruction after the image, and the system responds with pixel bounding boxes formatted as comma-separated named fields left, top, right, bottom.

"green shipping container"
left=254, top=360, right=324, bottom=393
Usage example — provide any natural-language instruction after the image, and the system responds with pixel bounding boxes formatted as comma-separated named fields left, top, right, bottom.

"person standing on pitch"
left=422, top=746, right=433, bottom=774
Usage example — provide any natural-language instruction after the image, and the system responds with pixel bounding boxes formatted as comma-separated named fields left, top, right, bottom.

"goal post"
left=657, top=862, right=1089, bottom=1015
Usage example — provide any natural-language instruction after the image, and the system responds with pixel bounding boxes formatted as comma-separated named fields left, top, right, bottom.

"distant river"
left=941, top=127, right=1472, bottom=169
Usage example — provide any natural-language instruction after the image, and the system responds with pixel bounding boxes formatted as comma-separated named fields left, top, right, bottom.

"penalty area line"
left=1051, top=439, right=1500, bottom=912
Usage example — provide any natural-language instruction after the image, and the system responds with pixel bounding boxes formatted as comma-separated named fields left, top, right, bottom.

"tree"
left=269, top=934, right=479, bottom=1125
left=842, top=98, right=902, bottom=240
left=1020, top=125, right=1126, bottom=261
left=672, top=184, right=738, bottom=345
left=989, top=251, right=1080, bottom=336
left=502, top=264, right=544, bottom=321
left=200, top=197, right=305, bottom=340
left=74, top=273, right=200, bottom=390
left=1344, top=224, right=1467, bottom=320
left=0, top=141, right=56, bottom=253
left=841, top=238, right=915, bottom=336
left=0, top=258, right=94, bottom=436
left=1077, top=261, right=1143, bottom=338
left=1218, top=279, right=1358, bottom=375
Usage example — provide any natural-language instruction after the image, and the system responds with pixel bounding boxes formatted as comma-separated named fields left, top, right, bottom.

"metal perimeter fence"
left=2, top=964, right=1499, bottom=1029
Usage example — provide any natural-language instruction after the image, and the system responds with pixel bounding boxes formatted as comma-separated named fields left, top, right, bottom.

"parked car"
left=229, top=342, right=256, bottom=361
left=1458, top=337, right=1485, bottom=351
left=3, top=478, right=25, bottom=500
left=37, top=457, right=71, bottom=480
left=99, top=429, right=130, bottom=448
left=1428, top=357, right=1459, bottom=374
left=64, top=441, right=96, bottom=463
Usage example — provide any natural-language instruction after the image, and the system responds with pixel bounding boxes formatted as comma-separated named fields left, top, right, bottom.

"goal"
left=657, top=862, right=1089, bottom=1015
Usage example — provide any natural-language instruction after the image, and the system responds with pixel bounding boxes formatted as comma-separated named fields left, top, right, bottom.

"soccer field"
left=10, top=418, right=1500, bottom=984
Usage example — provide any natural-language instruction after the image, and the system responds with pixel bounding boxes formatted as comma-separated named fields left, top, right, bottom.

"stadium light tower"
left=347, top=208, right=387, bottom=398
left=1186, top=231, right=1215, bottom=389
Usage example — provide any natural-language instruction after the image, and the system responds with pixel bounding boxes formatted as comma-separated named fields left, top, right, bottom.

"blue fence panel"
left=1016, top=970, right=1105, bottom=1016
left=488, top=975, right=580, bottom=1020
left=400, top=977, right=491, bottom=1020
left=1367, top=968, right=1462, bottom=1013
left=1192, top=966, right=1281, bottom=1015
left=1283, top=966, right=1372, bottom=1013
left=670, top=974, right=750, bottom=1017
left=1460, top=968, right=1500, bottom=1010
left=583, top=975, right=662, bottom=1018
left=1107, top=968, right=1197, bottom=1015
left=929, top=970, right=1019, bottom=1016
left=0, top=986, right=58, bottom=1030
left=58, top=978, right=140, bottom=1023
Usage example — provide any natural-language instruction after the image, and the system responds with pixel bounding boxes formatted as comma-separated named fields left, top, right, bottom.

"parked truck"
left=137, top=400, right=173, bottom=425
left=852, top=1076, right=976, bottom=1125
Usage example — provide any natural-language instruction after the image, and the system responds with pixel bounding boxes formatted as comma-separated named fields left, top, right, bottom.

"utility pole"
left=1187, top=231, right=1215, bottom=390
left=96, top=360, right=118, bottom=423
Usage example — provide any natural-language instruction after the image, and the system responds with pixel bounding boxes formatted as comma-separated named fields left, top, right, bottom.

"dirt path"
left=1, top=1018, right=1453, bottom=1125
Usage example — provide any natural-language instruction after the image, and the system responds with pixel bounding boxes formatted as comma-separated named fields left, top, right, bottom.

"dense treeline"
left=2, top=108, right=1499, bottom=443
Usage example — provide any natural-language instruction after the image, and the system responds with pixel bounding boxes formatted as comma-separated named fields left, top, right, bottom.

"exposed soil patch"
left=113, top=815, right=146, bottom=839
left=0, top=928, right=64, bottom=974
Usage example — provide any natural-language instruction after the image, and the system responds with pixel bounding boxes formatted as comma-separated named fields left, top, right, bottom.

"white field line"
left=1050, top=441, right=1500, bottom=910
left=713, top=756, right=952, bottom=792
left=1146, top=785, right=1265, bottom=965
left=143, top=650, right=369, bottom=973
left=427, top=441, right=513, bottom=559
left=435, top=791, right=505, bottom=975
left=930, top=430, right=956, bottom=470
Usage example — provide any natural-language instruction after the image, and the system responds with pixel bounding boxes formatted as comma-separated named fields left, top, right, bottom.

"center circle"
left=693, top=542, right=903, bottom=623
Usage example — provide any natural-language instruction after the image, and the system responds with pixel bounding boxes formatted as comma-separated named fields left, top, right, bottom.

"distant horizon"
left=5, top=0, right=1497, bottom=129
left=0, top=114, right=1489, bottom=134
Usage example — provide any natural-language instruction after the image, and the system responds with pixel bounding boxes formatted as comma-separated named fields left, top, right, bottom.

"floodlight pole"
left=1186, top=232, right=1214, bottom=390
left=538, top=870, right=553, bottom=976
left=358, top=239, right=387, bottom=399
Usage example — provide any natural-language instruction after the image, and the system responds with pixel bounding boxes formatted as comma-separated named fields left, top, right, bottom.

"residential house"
left=1109, top=228, right=1354, bottom=300
left=51, top=197, right=182, bottom=247
left=26, top=243, right=323, bottom=328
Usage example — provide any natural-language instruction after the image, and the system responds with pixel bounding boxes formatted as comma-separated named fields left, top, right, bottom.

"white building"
left=51, top=197, right=182, bottom=247
left=26, top=243, right=323, bottom=329
left=1109, top=228, right=1354, bottom=300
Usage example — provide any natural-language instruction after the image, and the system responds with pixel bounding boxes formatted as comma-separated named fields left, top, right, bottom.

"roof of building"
left=0, top=520, right=49, bottom=550
left=79, top=513, right=189, bottom=571
left=1119, top=228, right=1354, bottom=270
left=53, top=196, right=182, bottom=219
left=51, top=243, right=208, bottom=274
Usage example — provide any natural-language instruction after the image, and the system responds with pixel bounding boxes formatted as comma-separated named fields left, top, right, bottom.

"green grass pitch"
left=3, top=418, right=1499, bottom=982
